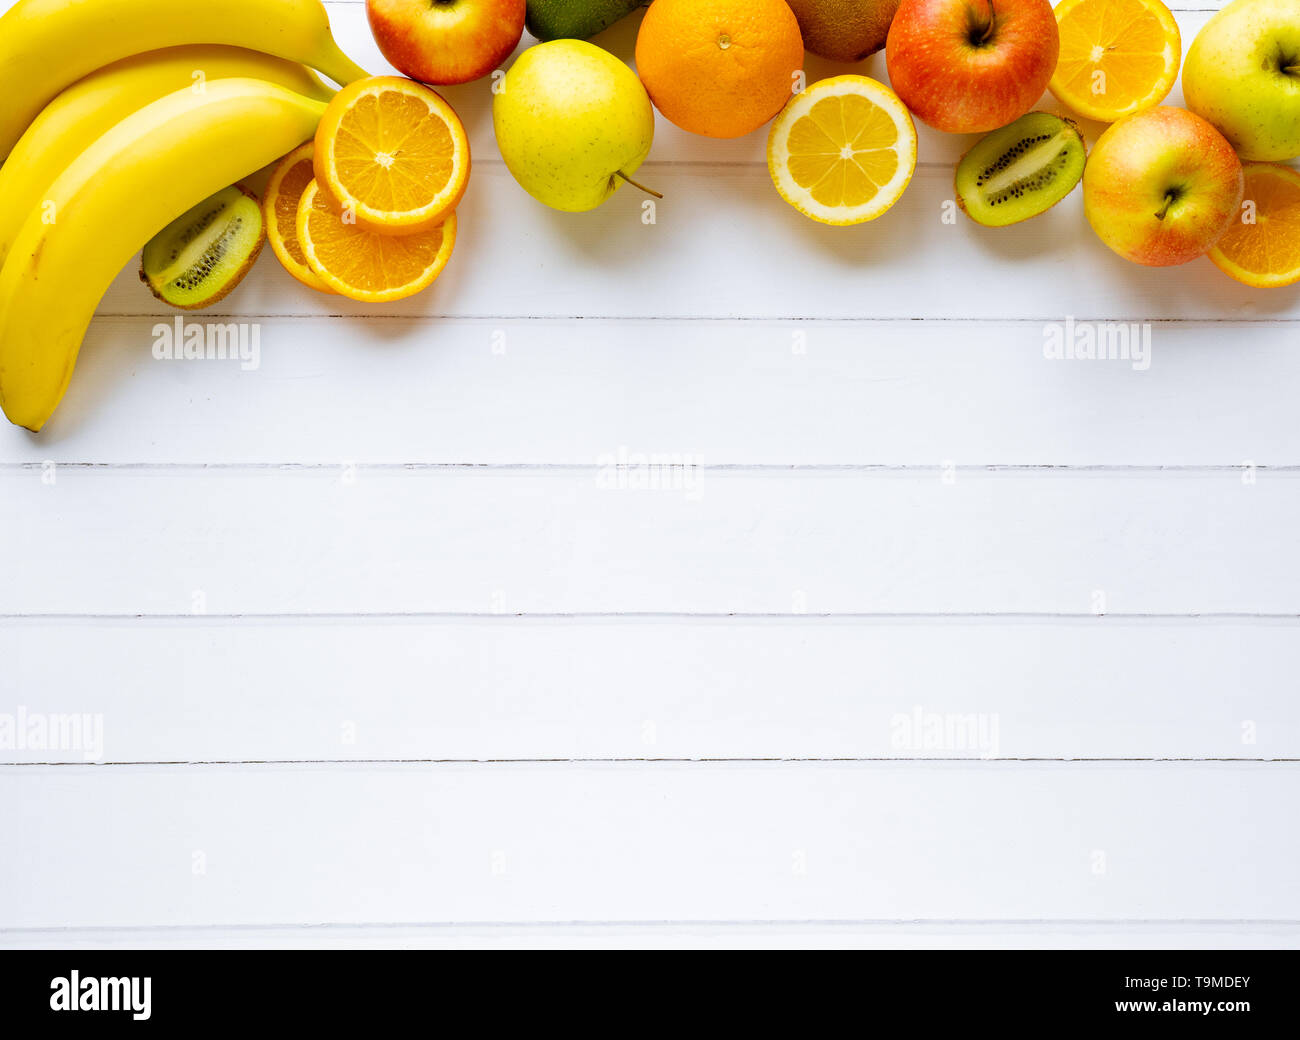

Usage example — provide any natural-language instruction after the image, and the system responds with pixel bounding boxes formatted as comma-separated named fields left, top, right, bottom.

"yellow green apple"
left=1083, top=107, right=1244, bottom=267
left=492, top=39, right=655, bottom=212
left=1183, top=0, right=1300, bottom=161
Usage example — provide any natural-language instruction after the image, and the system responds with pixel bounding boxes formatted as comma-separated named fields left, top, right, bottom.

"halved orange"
left=1209, top=164, right=1300, bottom=289
left=264, top=142, right=334, bottom=294
left=314, top=76, right=469, bottom=235
left=1050, top=0, right=1181, bottom=123
left=297, top=178, right=457, bottom=302
left=767, top=75, right=917, bottom=226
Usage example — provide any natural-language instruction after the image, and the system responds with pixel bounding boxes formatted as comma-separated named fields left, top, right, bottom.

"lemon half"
left=767, top=75, right=918, bottom=226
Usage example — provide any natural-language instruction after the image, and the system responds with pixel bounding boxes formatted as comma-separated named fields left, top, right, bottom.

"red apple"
left=885, top=0, right=1059, bottom=134
left=368, top=0, right=525, bottom=85
left=1084, top=107, right=1244, bottom=267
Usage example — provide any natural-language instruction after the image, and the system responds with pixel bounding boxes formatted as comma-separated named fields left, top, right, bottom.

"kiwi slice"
left=955, top=112, right=1087, bottom=228
left=140, top=184, right=266, bottom=309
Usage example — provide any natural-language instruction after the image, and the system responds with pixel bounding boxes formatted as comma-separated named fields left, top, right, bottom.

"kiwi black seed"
left=140, top=183, right=266, bottom=309
left=954, top=112, right=1088, bottom=228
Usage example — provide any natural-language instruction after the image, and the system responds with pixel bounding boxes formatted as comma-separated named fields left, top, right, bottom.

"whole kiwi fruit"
left=955, top=112, right=1088, bottom=228
left=140, top=183, right=266, bottom=309
left=786, top=0, right=902, bottom=63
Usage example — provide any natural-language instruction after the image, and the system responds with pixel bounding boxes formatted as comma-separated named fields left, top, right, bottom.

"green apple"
left=493, top=39, right=656, bottom=211
left=1183, top=0, right=1300, bottom=161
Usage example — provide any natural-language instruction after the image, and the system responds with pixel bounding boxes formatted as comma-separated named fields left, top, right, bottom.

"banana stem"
left=615, top=170, right=663, bottom=199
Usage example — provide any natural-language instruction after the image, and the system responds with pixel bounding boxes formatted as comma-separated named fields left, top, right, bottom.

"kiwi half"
left=140, top=184, right=266, bottom=309
left=955, top=112, right=1087, bottom=228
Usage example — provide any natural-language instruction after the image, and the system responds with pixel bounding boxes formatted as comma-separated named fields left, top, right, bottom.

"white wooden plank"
left=1, top=762, right=1295, bottom=927
left=7, top=920, right=1300, bottom=949
left=4, top=317, right=1296, bottom=464
left=3, top=468, right=1296, bottom=616
left=3, top=616, right=1297, bottom=762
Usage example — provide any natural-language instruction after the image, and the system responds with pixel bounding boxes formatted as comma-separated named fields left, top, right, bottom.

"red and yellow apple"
left=885, top=0, right=1059, bottom=134
left=1083, top=107, right=1244, bottom=267
left=367, top=0, right=525, bottom=85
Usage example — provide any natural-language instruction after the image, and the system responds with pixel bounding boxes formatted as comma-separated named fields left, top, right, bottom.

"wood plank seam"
left=6, top=610, right=1300, bottom=619
left=82, top=312, right=1300, bottom=322
left=4, top=757, right=1298, bottom=765
left=5, top=462, right=1299, bottom=471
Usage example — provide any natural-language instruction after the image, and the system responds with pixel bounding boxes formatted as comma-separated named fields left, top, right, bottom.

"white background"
left=2, top=0, right=1298, bottom=949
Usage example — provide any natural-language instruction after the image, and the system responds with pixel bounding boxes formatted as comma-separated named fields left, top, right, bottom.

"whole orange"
left=635, top=0, right=805, bottom=139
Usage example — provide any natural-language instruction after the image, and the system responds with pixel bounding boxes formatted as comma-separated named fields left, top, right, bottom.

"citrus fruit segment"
left=313, top=75, right=469, bottom=234
left=766, top=75, right=917, bottom=226
left=297, top=178, right=457, bottom=303
left=1049, top=0, right=1181, bottom=123
left=264, top=142, right=334, bottom=293
left=1208, top=163, right=1300, bottom=288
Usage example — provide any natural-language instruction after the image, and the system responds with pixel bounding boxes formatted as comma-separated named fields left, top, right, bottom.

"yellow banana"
left=0, top=44, right=334, bottom=269
left=0, top=78, right=328, bottom=431
left=0, top=0, right=366, bottom=160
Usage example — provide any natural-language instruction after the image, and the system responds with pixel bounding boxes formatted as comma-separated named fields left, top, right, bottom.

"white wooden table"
left=2, top=0, right=1298, bottom=949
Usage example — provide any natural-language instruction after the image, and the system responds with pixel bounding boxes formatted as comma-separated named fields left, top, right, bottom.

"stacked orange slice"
left=265, top=77, right=468, bottom=302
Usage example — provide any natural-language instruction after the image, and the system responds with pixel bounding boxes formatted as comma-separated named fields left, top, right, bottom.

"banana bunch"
left=0, top=0, right=368, bottom=430
left=0, top=0, right=366, bottom=161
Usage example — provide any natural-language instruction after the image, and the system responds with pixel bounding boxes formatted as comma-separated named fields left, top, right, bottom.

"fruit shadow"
left=961, top=192, right=1091, bottom=263
left=585, top=8, right=646, bottom=67
left=248, top=246, right=456, bottom=348
left=787, top=207, right=915, bottom=270
left=529, top=181, right=655, bottom=269
left=302, top=297, right=463, bottom=357
left=1050, top=238, right=1300, bottom=322
left=1144, top=256, right=1300, bottom=317
left=429, top=77, right=494, bottom=149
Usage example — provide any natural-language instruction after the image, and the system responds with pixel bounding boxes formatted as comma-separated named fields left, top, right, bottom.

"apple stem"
left=615, top=170, right=664, bottom=199
left=976, top=0, right=997, bottom=45
left=1286, top=64, right=1300, bottom=75
left=1154, top=192, right=1175, bottom=221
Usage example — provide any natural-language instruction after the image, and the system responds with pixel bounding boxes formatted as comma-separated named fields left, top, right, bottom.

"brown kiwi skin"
left=954, top=114, right=1087, bottom=228
left=139, top=183, right=266, bottom=310
left=786, top=0, right=902, bottom=63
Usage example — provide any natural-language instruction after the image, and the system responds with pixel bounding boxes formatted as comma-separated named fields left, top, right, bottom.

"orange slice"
left=264, top=142, right=334, bottom=294
left=314, top=75, right=469, bottom=235
left=767, top=75, right=917, bottom=226
left=296, top=178, right=456, bottom=303
left=1050, top=0, right=1181, bottom=123
left=1209, top=163, right=1300, bottom=289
